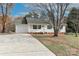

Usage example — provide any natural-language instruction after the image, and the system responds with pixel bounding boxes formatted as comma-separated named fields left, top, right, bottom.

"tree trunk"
left=1, top=16, right=6, bottom=33
left=75, top=26, right=78, bottom=37
left=74, top=24, right=78, bottom=37
left=2, top=23, right=5, bottom=33
left=75, top=31, right=78, bottom=37
left=53, top=28, right=59, bottom=37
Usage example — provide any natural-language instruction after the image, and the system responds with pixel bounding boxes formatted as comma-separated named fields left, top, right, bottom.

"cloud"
left=18, top=12, right=29, bottom=16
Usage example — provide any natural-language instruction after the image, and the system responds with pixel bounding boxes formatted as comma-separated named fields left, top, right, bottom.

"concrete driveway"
left=0, top=34, right=55, bottom=56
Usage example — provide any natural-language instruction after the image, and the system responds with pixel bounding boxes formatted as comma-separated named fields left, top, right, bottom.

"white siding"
left=15, top=23, right=66, bottom=33
left=28, top=23, right=66, bottom=33
left=59, top=26, right=66, bottom=32
left=28, top=23, right=46, bottom=32
left=16, top=24, right=28, bottom=33
left=28, top=23, right=66, bottom=32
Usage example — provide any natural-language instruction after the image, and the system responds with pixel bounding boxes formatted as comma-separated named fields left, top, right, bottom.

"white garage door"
left=16, top=24, right=28, bottom=33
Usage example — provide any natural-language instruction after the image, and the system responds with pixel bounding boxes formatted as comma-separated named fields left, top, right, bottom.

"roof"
left=14, top=16, right=23, bottom=24
left=26, top=17, right=50, bottom=24
left=14, top=16, right=50, bottom=24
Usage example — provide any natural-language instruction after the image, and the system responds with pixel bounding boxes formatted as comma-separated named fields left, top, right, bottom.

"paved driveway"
left=0, top=34, right=55, bottom=56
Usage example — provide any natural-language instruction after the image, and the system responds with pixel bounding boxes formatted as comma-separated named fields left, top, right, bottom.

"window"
left=33, top=25, right=37, bottom=29
left=47, top=24, right=52, bottom=29
left=38, top=25, right=41, bottom=29
left=33, top=25, right=41, bottom=29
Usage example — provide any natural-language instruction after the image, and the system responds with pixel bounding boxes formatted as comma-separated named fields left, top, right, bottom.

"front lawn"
left=32, top=34, right=79, bottom=56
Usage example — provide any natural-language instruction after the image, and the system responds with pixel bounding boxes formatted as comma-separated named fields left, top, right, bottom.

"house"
left=14, top=16, right=66, bottom=34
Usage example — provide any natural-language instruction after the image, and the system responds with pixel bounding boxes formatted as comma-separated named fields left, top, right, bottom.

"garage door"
left=16, top=24, right=28, bottom=33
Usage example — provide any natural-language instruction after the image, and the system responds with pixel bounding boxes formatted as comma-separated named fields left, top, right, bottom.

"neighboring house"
left=14, top=16, right=66, bottom=34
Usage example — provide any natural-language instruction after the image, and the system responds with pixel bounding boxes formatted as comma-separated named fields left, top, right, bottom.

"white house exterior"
left=14, top=17, right=66, bottom=34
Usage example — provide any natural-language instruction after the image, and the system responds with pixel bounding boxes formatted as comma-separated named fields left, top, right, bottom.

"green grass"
left=32, top=34, right=79, bottom=56
left=65, top=35, right=79, bottom=49
left=46, top=44, right=69, bottom=56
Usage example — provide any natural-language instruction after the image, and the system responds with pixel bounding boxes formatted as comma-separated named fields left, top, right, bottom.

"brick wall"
left=27, top=32, right=65, bottom=34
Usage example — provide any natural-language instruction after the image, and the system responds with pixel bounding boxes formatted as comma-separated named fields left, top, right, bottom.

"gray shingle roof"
left=14, top=16, right=50, bottom=24
left=26, top=17, right=50, bottom=24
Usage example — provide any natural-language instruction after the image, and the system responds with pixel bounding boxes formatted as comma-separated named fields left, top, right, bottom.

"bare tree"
left=28, top=3, right=69, bottom=36
left=0, top=3, right=14, bottom=33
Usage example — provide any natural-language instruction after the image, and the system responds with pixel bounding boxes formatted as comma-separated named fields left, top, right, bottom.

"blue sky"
left=12, top=3, right=32, bottom=16
left=11, top=3, right=79, bottom=16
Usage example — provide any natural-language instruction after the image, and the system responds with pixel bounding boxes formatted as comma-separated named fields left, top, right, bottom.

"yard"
left=32, top=34, right=79, bottom=56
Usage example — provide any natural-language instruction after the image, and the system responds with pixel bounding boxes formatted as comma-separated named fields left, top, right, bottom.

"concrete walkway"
left=0, top=34, right=55, bottom=56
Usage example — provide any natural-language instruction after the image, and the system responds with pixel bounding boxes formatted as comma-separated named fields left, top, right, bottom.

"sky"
left=11, top=3, right=79, bottom=17
left=12, top=3, right=32, bottom=16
